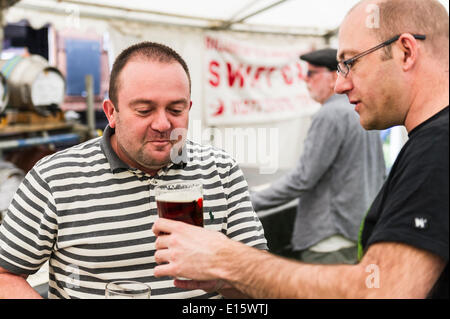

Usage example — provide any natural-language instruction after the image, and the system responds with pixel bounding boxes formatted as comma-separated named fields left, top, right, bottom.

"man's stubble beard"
left=117, top=137, right=172, bottom=171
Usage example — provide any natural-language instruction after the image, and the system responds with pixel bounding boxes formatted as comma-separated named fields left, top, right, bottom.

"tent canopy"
left=7, top=0, right=448, bottom=37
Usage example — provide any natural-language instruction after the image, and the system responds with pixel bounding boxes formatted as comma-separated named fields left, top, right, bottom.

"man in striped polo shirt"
left=0, top=42, right=267, bottom=299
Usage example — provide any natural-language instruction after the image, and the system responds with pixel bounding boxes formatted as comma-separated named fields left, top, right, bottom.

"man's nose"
left=151, top=110, right=171, bottom=132
left=334, top=73, right=353, bottom=95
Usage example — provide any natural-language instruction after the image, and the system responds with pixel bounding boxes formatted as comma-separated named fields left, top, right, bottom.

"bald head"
left=336, top=0, right=449, bottom=132
left=346, top=0, right=449, bottom=63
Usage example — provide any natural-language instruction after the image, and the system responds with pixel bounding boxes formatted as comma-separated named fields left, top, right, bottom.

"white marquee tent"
left=1, top=0, right=449, bottom=171
left=3, top=0, right=448, bottom=35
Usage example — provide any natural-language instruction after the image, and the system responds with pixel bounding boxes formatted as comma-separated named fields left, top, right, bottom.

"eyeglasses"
left=337, top=34, right=426, bottom=77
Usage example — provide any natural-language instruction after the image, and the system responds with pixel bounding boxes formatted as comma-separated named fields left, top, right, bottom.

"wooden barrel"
left=0, top=55, right=65, bottom=116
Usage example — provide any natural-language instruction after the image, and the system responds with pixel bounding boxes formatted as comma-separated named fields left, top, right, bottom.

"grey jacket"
left=251, top=94, right=386, bottom=251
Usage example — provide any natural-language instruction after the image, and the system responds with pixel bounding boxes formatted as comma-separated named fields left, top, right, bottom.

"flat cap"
left=299, top=48, right=338, bottom=71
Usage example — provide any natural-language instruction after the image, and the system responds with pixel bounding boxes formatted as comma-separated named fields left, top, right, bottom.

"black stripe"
left=228, top=174, right=246, bottom=189
left=203, top=180, right=222, bottom=189
left=58, top=222, right=153, bottom=243
left=163, top=171, right=219, bottom=182
left=12, top=190, right=57, bottom=228
left=74, top=237, right=154, bottom=250
left=52, top=175, right=138, bottom=192
left=227, top=206, right=253, bottom=215
left=57, top=248, right=152, bottom=263
left=227, top=195, right=251, bottom=210
left=58, top=197, right=150, bottom=217
left=24, top=171, right=58, bottom=218
left=37, top=139, right=100, bottom=166
left=0, top=244, right=44, bottom=272
left=40, top=158, right=109, bottom=175
left=1, top=213, right=54, bottom=250
left=56, top=184, right=149, bottom=204
left=228, top=185, right=249, bottom=199
left=204, top=205, right=228, bottom=212
left=51, top=254, right=154, bottom=275
left=228, top=225, right=263, bottom=239
left=46, top=168, right=113, bottom=183
left=239, top=233, right=268, bottom=247
left=184, top=161, right=232, bottom=171
left=227, top=216, right=257, bottom=228
left=48, top=277, right=69, bottom=299
left=203, top=193, right=226, bottom=201
left=59, top=210, right=153, bottom=230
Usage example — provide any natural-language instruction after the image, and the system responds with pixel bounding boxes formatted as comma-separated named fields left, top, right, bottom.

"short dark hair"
left=108, top=41, right=191, bottom=110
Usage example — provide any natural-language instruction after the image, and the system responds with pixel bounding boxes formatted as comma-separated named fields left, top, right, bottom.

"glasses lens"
left=337, top=62, right=348, bottom=77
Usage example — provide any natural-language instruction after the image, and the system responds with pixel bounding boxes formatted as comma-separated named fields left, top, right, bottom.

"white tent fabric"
left=5, top=0, right=449, bottom=35
left=4, top=0, right=358, bottom=35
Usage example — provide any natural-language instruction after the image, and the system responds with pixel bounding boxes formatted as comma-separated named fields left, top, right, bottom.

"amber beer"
left=155, top=183, right=203, bottom=227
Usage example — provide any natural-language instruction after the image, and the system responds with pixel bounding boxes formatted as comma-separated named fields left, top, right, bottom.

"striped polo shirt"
left=0, top=126, right=267, bottom=299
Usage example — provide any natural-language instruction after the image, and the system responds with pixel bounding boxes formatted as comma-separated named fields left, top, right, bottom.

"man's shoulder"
left=33, top=136, right=104, bottom=171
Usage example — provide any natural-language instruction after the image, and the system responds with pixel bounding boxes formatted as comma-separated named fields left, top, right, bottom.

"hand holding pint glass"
left=155, top=183, right=203, bottom=280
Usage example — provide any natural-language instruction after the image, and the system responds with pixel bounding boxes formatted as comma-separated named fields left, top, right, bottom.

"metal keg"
left=0, top=72, right=9, bottom=114
left=0, top=55, right=66, bottom=116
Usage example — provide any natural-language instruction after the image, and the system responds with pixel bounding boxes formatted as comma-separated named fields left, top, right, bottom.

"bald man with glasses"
left=249, top=48, right=385, bottom=266
left=152, top=0, right=448, bottom=298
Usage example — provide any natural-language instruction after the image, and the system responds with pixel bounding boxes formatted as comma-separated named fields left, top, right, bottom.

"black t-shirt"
left=360, top=106, right=449, bottom=299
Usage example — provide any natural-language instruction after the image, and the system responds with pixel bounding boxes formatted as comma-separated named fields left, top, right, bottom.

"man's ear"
left=397, top=34, right=419, bottom=72
left=103, top=99, right=117, bottom=128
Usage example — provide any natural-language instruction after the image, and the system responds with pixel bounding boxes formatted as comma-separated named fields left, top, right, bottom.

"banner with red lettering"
left=204, top=33, right=319, bottom=125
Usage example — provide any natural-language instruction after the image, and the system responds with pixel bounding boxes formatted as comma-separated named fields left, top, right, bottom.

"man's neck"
left=404, top=73, right=449, bottom=132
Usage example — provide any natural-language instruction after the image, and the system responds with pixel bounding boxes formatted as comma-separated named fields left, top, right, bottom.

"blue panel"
left=65, top=39, right=101, bottom=96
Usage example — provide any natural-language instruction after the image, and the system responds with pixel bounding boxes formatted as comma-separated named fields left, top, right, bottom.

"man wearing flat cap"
left=250, top=48, right=386, bottom=264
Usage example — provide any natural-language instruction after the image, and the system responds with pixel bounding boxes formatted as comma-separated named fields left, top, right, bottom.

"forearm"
left=218, top=242, right=446, bottom=299
left=0, top=273, right=43, bottom=299
left=217, top=243, right=366, bottom=299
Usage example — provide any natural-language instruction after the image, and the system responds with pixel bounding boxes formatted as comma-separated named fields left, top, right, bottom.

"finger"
left=153, top=263, right=175, bottom=278
left=154, top=234, right=169, bottom=250
left=152, top=218, right=185, bottom=236
left=152, top=218, right=170, bottom=236
left=154, top=248, right=170, bottom=265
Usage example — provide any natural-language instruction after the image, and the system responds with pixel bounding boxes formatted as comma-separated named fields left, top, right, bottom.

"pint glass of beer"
left=155, top=183, right=203, bottom=227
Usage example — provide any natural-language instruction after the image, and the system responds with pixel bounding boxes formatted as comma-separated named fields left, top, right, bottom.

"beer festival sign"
left=204, top=33, right=318, bottom=126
